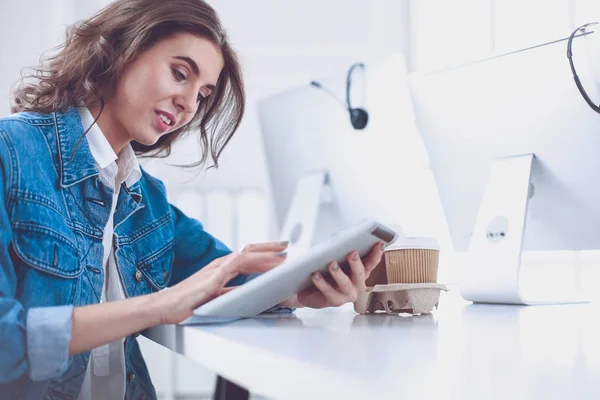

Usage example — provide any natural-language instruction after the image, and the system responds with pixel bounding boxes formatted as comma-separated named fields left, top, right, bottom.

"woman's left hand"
left=280, top=241, right=386, bottom=309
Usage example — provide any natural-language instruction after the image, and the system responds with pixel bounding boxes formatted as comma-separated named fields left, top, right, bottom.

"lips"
left=156, top=110, right=177, bottom=126
left=154, top=110, right=176, bottom=133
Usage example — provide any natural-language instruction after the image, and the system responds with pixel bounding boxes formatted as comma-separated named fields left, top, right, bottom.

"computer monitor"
left=408, top=29, right=600, bottom=304
left=257, top=54, right=440, bottom=259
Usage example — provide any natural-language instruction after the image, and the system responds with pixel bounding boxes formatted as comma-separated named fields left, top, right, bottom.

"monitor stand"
left=459, top=153, right=589, bottom=305
left=278, top=170, right=343, bottom=261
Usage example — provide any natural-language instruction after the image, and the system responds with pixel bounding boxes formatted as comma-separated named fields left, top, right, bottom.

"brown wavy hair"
left=11, top=0, right=245, bottom=168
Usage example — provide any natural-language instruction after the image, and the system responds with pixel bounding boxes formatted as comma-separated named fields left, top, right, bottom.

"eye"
left=172, top=68, right=187, bottom=82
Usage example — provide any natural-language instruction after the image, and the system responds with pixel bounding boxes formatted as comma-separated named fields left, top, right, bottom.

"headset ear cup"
left=350, top=108, right=369, bottom=130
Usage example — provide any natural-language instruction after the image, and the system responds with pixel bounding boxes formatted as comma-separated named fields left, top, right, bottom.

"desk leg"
left=213, top=375, right=250, bottom=400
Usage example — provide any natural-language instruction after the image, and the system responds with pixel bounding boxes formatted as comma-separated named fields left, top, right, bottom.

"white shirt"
left=77, top=108, right=142, bottom=400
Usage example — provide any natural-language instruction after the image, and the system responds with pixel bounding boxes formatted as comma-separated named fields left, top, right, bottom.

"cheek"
left=148, top=68, right=174, bottom=100
left=119, top=65, right=170, bottom=106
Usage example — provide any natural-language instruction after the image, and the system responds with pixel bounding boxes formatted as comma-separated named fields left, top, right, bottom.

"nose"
left=174, top=89, right=197, bottom=114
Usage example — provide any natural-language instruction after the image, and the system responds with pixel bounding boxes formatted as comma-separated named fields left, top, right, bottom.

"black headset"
left=567, top=22, right=600, bottom=114
left=310, top=62, right=369, bottom=130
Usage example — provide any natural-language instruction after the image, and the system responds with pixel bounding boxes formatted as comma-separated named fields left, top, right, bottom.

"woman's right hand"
left=156, top=242, right=288, bottom=324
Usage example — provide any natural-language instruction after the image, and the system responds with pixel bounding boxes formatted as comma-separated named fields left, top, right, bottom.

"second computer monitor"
left=409, top=33, right=600, bottom=253
left=408, top=31, right=600, bottom=304
left=258, top=54, right=436, bottom=248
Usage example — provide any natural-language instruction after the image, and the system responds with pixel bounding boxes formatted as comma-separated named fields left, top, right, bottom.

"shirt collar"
left=77, top=107, right=142, bottom=188
left=78, top=107, right=117, bottom=169
left=118, top=144, right=143, bottom=188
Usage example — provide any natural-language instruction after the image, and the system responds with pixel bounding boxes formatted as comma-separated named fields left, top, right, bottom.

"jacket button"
left=162, top=271, right=168, bottom=281
left=135, top=270, right=143, bottom=282
left=128, top=371, right=135, bottom=382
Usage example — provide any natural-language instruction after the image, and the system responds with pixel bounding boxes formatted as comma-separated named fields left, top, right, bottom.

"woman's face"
left=100, top=32, right=224, bottom=151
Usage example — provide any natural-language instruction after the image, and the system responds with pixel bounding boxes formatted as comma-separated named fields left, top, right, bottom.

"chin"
left=133, top=134, right=162, bottom=147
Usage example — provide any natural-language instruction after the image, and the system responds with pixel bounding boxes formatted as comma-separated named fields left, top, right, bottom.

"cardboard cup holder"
left=354, top=235, right=448, bottom=315
left=354, top=283, right=448, bottom=315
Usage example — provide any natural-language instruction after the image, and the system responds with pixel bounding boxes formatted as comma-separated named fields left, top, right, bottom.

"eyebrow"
left=173, top=56, right=217, bottom=90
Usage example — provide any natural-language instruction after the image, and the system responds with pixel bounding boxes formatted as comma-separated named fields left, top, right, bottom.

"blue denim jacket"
left=0, top=107, right=253, bottom=399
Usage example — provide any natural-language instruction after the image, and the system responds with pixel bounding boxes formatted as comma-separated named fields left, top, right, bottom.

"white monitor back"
left=408, top=33, right=600, bottom=252
left=258, top=54, right=433, bottom=243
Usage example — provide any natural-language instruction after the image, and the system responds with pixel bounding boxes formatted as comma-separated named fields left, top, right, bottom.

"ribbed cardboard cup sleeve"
left=384, top=249, right=439, bottom=284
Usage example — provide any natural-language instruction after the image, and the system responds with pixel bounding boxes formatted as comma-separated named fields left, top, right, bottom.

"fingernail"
left=332, top=262, right=339, bottom=271
left=352, top=252, right=359, bottom=261
left=276, top=252, right=288, bottom=258
left=278, top=241, right=289, bottom=246
left=380, top=241, right=386, bottom=250
left=313, top=273, right=321, bottom=280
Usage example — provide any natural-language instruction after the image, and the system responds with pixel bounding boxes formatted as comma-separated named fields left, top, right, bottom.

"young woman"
left=0, top=0, right=385, bottom=398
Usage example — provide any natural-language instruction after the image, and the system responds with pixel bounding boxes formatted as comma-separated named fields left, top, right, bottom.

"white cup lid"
left=385, top=236, right=440, bottom=251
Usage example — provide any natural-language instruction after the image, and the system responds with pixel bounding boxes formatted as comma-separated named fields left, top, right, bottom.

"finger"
left=241, top=241, right=289, bottom=253
left=328, top=261, right=357, bottom=299
left=311, top=272, right=347, bottom=307
left=198, top=254, right=237, bottom=292
left=201, top=251, right=239, bottom=272
left=238, top=251, right=289, bottom=275
left=219, top=251, right=288, bottom=281
left=363, top=242, right=386, bottom=276
left=347, top=251, right=367, bottom=291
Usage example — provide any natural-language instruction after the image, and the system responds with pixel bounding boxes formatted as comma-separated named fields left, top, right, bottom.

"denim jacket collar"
left=54, top=107, right=144, bottom=222
left=55, top=107, right=142, bottom=197
left=55, top=107, right=99, bottom=188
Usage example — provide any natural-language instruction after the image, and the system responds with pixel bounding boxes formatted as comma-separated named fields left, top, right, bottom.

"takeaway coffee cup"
left=383, top=237, right=440, bottom=284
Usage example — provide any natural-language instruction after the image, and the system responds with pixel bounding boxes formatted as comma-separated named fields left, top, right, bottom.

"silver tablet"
left=190, top=219, right=398, bottom=320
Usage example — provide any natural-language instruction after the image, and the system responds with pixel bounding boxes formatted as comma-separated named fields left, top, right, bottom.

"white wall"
left=0, top=0, right=76, bottom=114
left=412, top=0, right=600, bottom=72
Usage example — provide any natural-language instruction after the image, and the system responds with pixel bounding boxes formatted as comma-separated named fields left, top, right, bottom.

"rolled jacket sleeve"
left=0, top=132, right=73, bottom=388
left=0, top=297, right=27, bottom=383
left=0, top=137, right=28, bottom=386
left=26, top=306, right=73, bottom=381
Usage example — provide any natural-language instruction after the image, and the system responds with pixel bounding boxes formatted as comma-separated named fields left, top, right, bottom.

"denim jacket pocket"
left=136, top=239, right=173, bottom=291
left=12, top=227, right=81, bottom=278
left=11, top=196, right=82, bottom=279
left=124, top=212, right=174, bottom=292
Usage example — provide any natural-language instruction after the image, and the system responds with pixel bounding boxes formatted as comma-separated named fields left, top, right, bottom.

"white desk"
left=144, top=288, right=600, bottom=399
